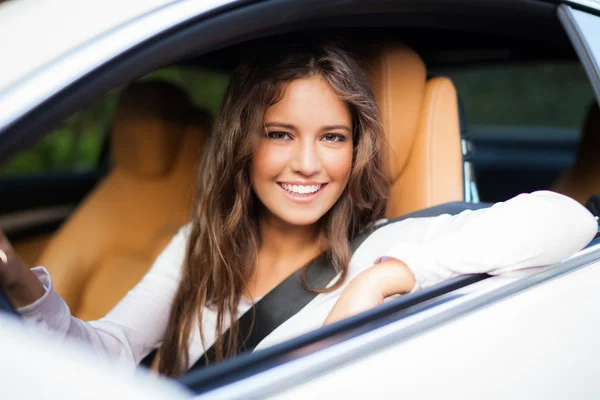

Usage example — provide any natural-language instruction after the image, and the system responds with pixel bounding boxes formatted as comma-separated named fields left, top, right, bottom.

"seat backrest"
left=38, top=81, right=207, bottom=320
left=363, top=43, right=464, bottom=218
left=553, top=102, right=600, bottom=204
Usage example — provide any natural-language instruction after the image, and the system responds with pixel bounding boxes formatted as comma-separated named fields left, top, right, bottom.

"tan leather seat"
left=39, top=81, right=208, bottom=321
left=364, top=43, right=464, bottom=218
left=553, top=102, right=600, bottom=204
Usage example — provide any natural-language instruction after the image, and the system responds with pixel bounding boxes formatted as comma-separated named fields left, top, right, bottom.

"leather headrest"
left=111, top=81, right=193, bottom=179
left=363, top=44, right=427, bottom=182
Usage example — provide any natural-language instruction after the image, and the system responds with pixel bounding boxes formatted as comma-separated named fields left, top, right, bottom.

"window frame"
left=559, top=3, right=600, bottom=106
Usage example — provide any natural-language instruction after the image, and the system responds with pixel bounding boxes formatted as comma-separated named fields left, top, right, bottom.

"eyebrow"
left=264, top=122, right=352, bottom=132
left=264, top=122, right=296, bottom=130
left=322, top=124, right=352, bottom=132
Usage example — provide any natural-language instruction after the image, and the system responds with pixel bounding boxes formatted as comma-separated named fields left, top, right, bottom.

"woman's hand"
left=324, top=258, right=416, bottom=325
left=0, top=229, right=45, bottom=308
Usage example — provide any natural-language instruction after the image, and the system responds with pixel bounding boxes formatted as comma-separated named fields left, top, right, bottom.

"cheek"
left=324, top=147, right=353, bottom=184
left=251, top=142, right=289, bottom=182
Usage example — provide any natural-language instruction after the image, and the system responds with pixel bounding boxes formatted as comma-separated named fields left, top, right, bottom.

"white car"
left=1, top=0, right=600, bottom=398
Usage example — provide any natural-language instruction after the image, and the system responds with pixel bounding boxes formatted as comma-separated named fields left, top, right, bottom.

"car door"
left=1, top=0, right=600, bottom=397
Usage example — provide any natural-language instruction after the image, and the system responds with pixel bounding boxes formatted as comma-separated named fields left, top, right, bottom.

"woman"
left=0, top=42, right=597, bottom=377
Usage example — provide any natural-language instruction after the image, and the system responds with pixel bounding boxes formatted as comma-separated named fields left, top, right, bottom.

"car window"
left=432, top=61, right=595, bottom=140
left=0, top=92, right=118, bottom=176
left=0, top=66, right=229, bottom=177
left=146, top=66, right=229, bottom=116
left=430, top=60, right=597, bottom=203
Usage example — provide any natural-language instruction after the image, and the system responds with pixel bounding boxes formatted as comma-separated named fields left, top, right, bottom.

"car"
left=0, top=312, right=192, bottom=400
left=1, top=0, right=599, bottom=398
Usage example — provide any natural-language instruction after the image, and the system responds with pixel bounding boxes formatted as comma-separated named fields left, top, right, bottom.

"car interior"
left=4, top=34, right=598, bottom=301
left=38, top=81, right=210, bottom=320
left=2, top=40, right=473, bottom=319
left=0, top=2, right=598, bottom=387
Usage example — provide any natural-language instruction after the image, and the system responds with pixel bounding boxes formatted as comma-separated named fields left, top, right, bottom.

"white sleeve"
left=18, top=225, right=190, bottom=369
left=376, top=191, right=598, bottom=291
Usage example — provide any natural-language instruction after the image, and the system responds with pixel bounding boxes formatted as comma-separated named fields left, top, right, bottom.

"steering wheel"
left=0, top=286, right=19, bottom=317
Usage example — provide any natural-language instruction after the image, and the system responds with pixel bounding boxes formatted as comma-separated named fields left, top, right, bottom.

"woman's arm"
left=326, top=191, right=597, bottom=324
left=380, top=191, right=597, bottom=291
left=1, top=226, right=189, bottom=369
left=323, top=258, right=413, bottom=325
left=0, top=231, right=46, bottom=307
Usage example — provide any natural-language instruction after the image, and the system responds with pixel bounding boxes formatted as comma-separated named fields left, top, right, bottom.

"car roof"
left=0, top=0, right=179, bottom=93
left=0, top=0, right=568, bottom=95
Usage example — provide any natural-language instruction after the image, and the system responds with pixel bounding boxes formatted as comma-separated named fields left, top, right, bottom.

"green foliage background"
left=0, top=67, right=229, bottom=176
left=0, top=61, right=595, bottom=177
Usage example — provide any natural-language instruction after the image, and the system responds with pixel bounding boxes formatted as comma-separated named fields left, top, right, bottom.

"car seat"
left=363, top=43, right=464, bottom=218
left=38, top=81, right=208, bottom=320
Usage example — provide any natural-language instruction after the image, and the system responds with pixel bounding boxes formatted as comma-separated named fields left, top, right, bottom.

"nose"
left=290, top=139, right=321, bottom=176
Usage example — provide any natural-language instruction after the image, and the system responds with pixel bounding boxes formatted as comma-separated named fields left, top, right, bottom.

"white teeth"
left=281, top=183, right=321, bottom=194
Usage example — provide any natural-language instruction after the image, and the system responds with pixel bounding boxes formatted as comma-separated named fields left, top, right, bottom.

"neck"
left=258, top=214, right=322, bottom=260
left=246, top=213, right=324, bottom=298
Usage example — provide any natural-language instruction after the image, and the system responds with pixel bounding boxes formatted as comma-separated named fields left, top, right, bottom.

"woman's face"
left=251, top=76, right=353, bottom=227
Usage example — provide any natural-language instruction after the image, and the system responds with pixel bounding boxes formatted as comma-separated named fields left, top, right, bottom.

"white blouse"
left=18, top=191, right=598, bottom=372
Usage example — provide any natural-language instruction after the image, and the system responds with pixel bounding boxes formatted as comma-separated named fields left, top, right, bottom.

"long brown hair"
left=157, top=42, right=389, bottom=376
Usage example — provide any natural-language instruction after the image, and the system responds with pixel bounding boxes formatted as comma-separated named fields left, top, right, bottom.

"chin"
left=278, top=211, right=324, bottom=227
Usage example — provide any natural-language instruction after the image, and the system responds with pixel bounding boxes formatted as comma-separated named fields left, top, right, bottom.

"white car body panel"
left=0, top=0, right=177, bottom=93
left=0, top=313, right=192, bottom=400
left=275, top=260, right=600, bottom=399
left=0, top=0, right=238, bottom=132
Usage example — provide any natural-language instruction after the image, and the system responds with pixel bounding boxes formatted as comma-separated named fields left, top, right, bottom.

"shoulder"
left=146, top=222, right=193, bottom=277
left=178, top=222, right=193, bottom=238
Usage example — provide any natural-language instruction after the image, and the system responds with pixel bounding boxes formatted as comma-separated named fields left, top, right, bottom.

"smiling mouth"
left=278, top=182, right=327, bottom=198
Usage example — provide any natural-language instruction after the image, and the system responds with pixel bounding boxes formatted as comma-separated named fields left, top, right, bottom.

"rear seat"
left=38, top=81, right=209, bottom=320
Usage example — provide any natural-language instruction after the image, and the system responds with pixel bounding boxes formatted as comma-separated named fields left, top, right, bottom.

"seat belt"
left=192, top=250, right=340, bottom=369
left=183, top=201, right=491, bottom=371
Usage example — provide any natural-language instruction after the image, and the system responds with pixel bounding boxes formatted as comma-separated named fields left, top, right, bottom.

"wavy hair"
left=157, top=42, right=389, bottom=376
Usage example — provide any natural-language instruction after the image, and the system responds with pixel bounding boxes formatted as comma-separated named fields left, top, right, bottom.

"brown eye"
left=322, top=134, right=345, bottom=143
left=267, top=131, right=292, bottom=140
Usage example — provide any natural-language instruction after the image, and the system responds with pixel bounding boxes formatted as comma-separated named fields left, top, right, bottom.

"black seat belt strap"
left=194, top=251, right=338, bottom=369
